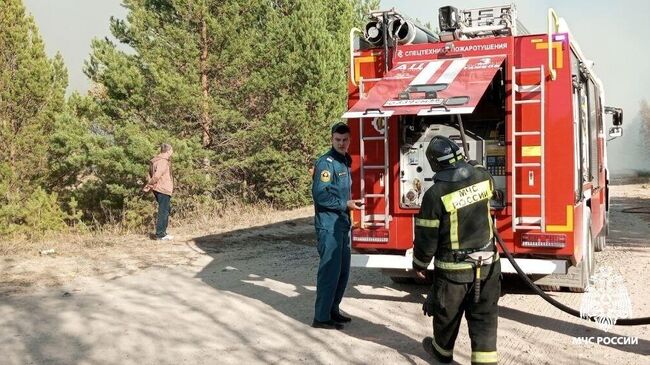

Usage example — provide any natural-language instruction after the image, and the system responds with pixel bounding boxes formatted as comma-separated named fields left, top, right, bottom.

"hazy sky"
left=22, top=0, right=650, bottom=171
left=23, top=0, right=126, bottom=93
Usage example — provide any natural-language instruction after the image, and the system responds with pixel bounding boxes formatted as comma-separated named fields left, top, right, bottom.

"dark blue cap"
left=331, top=122, right=350, bottom=134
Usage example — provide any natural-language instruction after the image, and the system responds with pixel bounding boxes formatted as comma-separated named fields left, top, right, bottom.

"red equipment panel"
left=343, top=55, right=506, bottom=118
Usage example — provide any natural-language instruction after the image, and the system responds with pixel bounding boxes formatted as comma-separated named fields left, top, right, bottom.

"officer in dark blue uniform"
left=311, top=122, right=363, bottom=330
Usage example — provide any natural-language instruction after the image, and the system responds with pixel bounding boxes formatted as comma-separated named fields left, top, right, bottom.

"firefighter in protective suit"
left=413, top=135, right=501, bottom=365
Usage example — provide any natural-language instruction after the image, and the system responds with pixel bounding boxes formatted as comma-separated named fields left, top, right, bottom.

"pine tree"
left=49, top=91, right=214, bottom=226
left=230, top=0, right=355, bottom=206
left=85, top=0, right=269, bottom=148
left=85, top=0, right=357, bottom=208
left=352, top=0, right=380, bottom=27
left=0, top=0, right=68, bottom=236
left=0, top=0, right=383, bottom=235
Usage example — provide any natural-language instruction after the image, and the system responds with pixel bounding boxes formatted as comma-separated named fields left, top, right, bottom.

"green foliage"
left=231, top=0, right=354, bottom=207
left=122, top=195, right=156, bottom=232
left=351, top=0, right=380, bottom=27
left=0, top=187, right=67, bottom=237
left=0, top=0, right=69, bottom=237
left=84, top=0, right=356, bottom=209
left=49, top=94, right=215, bottom=225
left=0, top=0, right=65, bottom=185
left=1, top=0, right=372, bottom=238
left=234, top=147, right=314, bottom=207
left=20, top=188, right=68, bottom=236
left=66, top=196, right=87, bottom=231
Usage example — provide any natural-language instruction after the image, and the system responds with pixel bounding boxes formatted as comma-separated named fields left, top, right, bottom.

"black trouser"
left=431, top=263, right=501, bottom=365
left=153, top=191, right=171, bottom=238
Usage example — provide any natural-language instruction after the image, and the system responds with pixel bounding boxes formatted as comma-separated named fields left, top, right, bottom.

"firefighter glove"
left=493, top=189, right=504, bottom=202
left=423, top=290, right=435, bottom=317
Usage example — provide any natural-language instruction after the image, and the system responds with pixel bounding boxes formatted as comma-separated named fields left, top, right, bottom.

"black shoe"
left=422, top=337, right=453, bottom=364
left=311, top=319, right=344, bottom=330
left=331, top=312, right=352, bottom=323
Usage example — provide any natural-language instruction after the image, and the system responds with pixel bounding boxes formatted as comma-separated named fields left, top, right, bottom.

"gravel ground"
left=0, top=184, right=648, bottom=364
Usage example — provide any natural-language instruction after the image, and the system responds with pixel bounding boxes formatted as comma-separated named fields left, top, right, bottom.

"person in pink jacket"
left=143, top=143, right=174, bottom=240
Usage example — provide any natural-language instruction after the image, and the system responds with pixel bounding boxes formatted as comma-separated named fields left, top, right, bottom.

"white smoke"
left=608, top=105, right=650, bottom=176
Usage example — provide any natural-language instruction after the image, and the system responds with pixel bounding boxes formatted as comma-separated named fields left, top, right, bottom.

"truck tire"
left=595, top=210, right=608, bottom=252
left=539, top=285, right=562, bottom=291
left=539, top=285, right=562, bottom=292
left=594, top=228, right=606, bottom=252
left=569, top=226, right=595, bottom=293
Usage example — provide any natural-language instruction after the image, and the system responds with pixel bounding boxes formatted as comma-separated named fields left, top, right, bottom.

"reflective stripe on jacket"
left=413, top=166, right=495, bottom=282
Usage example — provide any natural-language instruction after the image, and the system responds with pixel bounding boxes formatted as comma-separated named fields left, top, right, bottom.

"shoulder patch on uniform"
left=320, top=170, right=331, bottom=183
left=326, top=157, right=333, bottom=162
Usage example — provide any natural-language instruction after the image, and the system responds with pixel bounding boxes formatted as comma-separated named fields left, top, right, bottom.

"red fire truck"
left=342, top=5, right=624, bottom=291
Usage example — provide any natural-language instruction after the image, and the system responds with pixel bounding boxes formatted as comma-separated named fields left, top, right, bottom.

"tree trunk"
left=200, top=15, right=212, bottom=148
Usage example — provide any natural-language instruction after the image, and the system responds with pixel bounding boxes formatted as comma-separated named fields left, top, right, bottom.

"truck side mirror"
left=605, top=106, right=623, bottom=126
left=612, top=111, right=623, bottom=126
left=608, top=126, right=623, bottom=138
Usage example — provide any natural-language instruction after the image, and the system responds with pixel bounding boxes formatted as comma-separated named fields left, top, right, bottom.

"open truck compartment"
left=341, top=4, right=623, bottom=290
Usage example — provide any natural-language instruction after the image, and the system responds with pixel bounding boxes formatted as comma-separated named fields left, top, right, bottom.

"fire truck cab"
left=343, top=4, right=624, bottom=291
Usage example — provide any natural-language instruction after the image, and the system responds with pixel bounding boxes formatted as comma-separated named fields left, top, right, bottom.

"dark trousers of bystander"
left=153, top=191, right=171, bottom=239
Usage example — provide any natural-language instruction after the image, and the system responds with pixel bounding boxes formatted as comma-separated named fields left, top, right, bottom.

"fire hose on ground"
left=453, top=113, right=649, bottom=326
left=492, top=223, right=650, bottom=326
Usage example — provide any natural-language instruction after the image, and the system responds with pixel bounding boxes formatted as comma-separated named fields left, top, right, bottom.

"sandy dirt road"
left=1, top=184, right=649, bottom=364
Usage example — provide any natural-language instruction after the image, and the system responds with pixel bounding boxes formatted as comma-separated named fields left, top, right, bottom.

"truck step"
left=514, top=216, right=542, bottom=225
left=514, top=194, right=541, bottom=199
left=515, top=84, right=541, bottom=93
left=514, top=99, right=541, bottom=104
left=362, top=136, right=386, bottom=141
left=363, top=214, right=387, bottom=221
left=514, top=67, right=542, bottom=73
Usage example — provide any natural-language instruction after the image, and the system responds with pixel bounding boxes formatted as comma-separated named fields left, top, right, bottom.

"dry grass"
left=0, top=204, right=313, bottom=295
left=0, top=203, right=311, bottom=256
